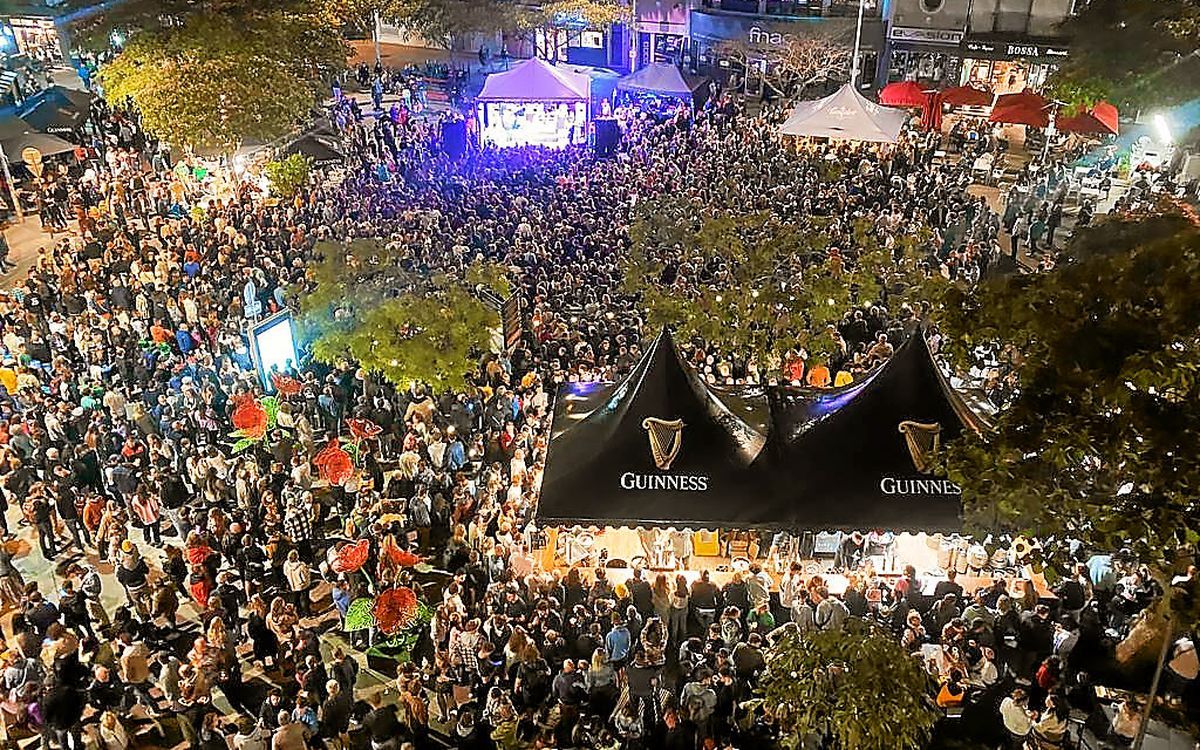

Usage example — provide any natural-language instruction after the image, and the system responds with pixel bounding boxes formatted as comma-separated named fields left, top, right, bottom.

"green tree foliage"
left=299, top=239, right=511, bottom=391
left=97, top=2, right=347, bottom=153
left=264, top=154, right=313, bottom=199
left=1051, top=0, right=1200, bottom=109
left=623, top=196, right=941, bottom=375
left=751, top=618, right=939, bottom=750
left=936, top=208, right=1200, bottom=623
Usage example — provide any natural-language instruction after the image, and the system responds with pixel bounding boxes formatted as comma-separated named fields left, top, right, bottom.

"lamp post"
left=850, top=0, right=866, bottom=87
left=0, top=142, right=23, bottom=222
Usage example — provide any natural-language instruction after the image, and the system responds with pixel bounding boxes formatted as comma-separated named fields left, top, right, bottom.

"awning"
left=879, top=80, right=932, bottom=108
left=989, top=89, right=1051, bottom=128
left=1057, top=101, right=1118, bottom=136
left=536, top=329, right=982, bottom=531
left=779, top=83, right=910, bottom=143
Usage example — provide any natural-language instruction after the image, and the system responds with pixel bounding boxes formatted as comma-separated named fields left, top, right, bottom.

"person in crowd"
left=0, top=66, right=1172, bottom=750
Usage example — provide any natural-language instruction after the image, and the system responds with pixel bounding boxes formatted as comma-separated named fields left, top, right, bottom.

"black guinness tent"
left=17, top=86, right=95, bottom=136
left=535, top=330, right=983, bottom=531
left=765, top=333, right=987, bottom=531
left=537, top=330, right=772, bottom=528
left=281, top=128, right=344, bottom=167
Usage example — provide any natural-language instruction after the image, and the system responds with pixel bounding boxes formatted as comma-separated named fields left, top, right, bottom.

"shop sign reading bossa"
left=961, top=39, right=1069, bottom=59
left=620, top=417, right=712, bottom=491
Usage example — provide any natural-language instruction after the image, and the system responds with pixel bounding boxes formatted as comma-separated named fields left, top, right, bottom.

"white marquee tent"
left=779, top=84, right=909, bottom=143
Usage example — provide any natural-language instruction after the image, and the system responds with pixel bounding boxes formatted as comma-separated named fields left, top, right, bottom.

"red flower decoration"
left=329, top=539, right=371, bottom=574
left=231, top=394, right=268, bottom=440
left=346, top=418, right=383, bottom=441
left=271, top=371, right=304, bottom=397
left=313, top=439, right=355, bottom=486
left=372, top=586, right=419, bottom=635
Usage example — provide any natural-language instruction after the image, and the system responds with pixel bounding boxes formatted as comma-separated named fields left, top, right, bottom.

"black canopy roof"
left=17, top=86, right=94, bottom=135
left=536, top=329, right=982, bottom=531
left=281, top=128, right=344, bottom=166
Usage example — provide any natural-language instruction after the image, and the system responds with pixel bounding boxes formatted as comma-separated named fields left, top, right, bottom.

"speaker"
left=440, top=120, right=467, bottom=159
left=594, top=118, right=620, bottom=156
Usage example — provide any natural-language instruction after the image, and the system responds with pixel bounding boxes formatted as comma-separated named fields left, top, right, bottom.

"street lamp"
left=0, top=142, right=23, bottom=222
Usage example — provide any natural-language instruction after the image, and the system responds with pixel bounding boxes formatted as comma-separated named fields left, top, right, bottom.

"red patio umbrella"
left=989, top=89, right=1052, bottom=128
left=920, top=91, right=944, bottom=132
left=1057, top=101, right=1120, bottom=136
left=879, top=80, right=931, bottom=108
left=940, top=84, right=993, bottom=108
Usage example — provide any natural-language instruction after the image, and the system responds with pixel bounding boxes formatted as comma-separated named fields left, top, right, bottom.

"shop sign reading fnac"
left=620, top=417, right=711, bottom=491
left=747, top=25, right=795, bottom=47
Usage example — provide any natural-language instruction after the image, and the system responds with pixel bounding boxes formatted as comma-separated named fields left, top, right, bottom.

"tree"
left=97, top=4, right=346, bottom=153
left=717, top=31, right=853, bottom=98
left=622, top=195, right=940, bottom=377
left=298, top=239, right=511, bottom=391
left=264, top=154, right=313, bottom=199
left=749, top=618, right=939, bottom=750
left=937, top=205, right=1200, bottom=748
left=1050, top=0, right=1200, bottom=109
left=937, top=206, right=1200, bottom=610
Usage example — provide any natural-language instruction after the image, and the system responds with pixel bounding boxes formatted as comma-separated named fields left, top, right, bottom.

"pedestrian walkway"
left=0, top=215, right=62, bottom=289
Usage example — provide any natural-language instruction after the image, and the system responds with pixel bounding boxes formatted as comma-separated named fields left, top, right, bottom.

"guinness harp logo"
left=642, top=417, right=684, bottom=471
left=898, top=420, right=942, bottom=473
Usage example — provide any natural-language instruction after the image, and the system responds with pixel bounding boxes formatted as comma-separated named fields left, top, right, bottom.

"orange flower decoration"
left=329, top=538, right=371, bottom=573
left=373, top=586, right=419, bottom=635
left=271, top=371, right=303, bottom=397
left=346, top=417, right=383, bottom=441
left=231, top=394, right=268, bottom=440
left=381, top=537, right=424, bottom=568
left=313, top=439, right=355, bottom=486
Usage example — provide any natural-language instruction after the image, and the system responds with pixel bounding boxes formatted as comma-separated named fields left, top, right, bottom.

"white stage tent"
left=476, top=58, right=592, bottom=149
left=779, top=84, right=909, bottom=143
left=477, top=57, right=591, bottom=103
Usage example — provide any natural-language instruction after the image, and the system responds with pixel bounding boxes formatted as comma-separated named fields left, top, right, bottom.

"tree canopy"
left=623, top=195, right=940, bottom=375
left=299, top=239, right=511, bottom=391
left=937, top=205, right=1200, bottom=623
left=1051, top=0, right=1200, bottom=109
left=97, top=2, right=346, bottom=153
left=751, top=618, right=939, bottom=750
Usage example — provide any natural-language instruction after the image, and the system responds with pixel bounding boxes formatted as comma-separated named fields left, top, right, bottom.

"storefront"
left=689, top=9, right=885, bottom=91
left=634, top=0, right=690, bottom=68
left=4, top=16, right=65, bottom=63
left=958, top=36, right=1069, bottom=94
left=885, top=26, right=964, bottom=85
left=533, top=25, right=630, bottom=69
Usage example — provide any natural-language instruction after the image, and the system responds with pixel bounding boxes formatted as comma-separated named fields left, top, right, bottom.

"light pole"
left=373, top=10, right=383, bottom=66
left=850, top=0, right=867, bottom=87
left=0, top=142, right=23, bottom=222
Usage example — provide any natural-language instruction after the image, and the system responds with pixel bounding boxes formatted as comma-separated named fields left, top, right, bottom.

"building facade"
left=667, top=0, right=887, bottom=92
left=884, top=0, right=1077, bottom=92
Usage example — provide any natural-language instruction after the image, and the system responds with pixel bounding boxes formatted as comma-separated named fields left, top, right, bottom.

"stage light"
left=1153, top=113, right=1173, bottom=144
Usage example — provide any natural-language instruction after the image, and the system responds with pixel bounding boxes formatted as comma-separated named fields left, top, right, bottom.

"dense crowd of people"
left=0, top=61, right=1192, bottom=750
